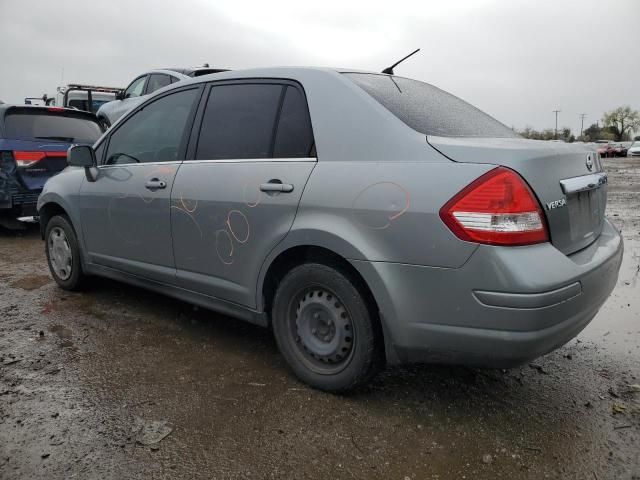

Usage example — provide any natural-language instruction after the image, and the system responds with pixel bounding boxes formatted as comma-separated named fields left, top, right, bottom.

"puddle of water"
left=9, top=274, right=51, bottom=291
left=579, top=238, right=640, bottom=359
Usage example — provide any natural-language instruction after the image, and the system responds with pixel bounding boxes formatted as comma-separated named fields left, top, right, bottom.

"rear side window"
left=273, top=86, right=314, bottom=158
left=105, top=88, right=198, bottom=165
left=196, top=84, right=282, bottom=160
left=343, top=73, right=518, bottom=138
left=3, top=111, right=102, bottom=143
left=146, top=74, right=172, bottom=94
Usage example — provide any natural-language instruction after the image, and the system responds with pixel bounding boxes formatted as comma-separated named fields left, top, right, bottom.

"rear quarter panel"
left=287, top=160, right=493, bottom=267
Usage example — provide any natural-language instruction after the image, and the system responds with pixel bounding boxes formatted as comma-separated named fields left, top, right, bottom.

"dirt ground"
left=1, top=158, right=639, bottom=480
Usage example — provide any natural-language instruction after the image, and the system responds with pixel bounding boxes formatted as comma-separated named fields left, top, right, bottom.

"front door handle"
left=145, top=178, right=167, bottom=190
left=260, top=182, right=294, bottom=193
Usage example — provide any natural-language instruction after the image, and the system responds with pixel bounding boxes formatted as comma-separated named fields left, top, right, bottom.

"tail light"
left=14, top=150, right=66, bottom=168
left=439, top=167, right=549, bottom=246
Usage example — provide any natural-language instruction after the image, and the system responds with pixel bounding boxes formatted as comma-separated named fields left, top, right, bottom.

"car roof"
left=145, top=67, right=348, bottom=94
left=180, top=66, right=373, bottom=83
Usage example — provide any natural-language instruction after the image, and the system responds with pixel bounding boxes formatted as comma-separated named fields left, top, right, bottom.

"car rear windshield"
left=3, top=110, right=103, bottom=143
left=343, top=73, right=518, bottom=138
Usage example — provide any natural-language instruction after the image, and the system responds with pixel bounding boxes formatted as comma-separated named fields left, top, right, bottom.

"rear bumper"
left=352, top=218, right=623, bottom=367
left=0, top=189, right=40, bottom=216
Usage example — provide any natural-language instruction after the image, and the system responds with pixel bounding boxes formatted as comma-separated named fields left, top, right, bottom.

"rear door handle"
left=145, top=178, right=167, bottom=190
left=260, top=182, right=294, bottom=193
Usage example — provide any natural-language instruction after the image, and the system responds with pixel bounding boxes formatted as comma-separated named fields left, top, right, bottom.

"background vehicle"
left=25, top=84, right=123, bottom=115
left=96, top=66, right=227, bottom=127
left=38, top=68, right=622, bottom=391
left=0, top=105, right=102, bottom=228
left=595, top=141, right=615, bottom=157
left=612, top=143, right=628, bottom=157
left=628, top=141, right=640, bottom=156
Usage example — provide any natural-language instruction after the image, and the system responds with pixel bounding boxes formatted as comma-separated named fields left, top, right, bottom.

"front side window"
left=195, top=84, right=282, bottom=160
left=146, top=74, right=172, bottom=94
left=104, top=88, right=198, bottom=165
left=124, top=76, right=147, bottom=99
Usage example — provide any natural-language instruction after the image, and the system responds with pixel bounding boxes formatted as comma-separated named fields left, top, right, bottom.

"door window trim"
left=98, top=160, right=184, bottom=170
left=98, top=84, right=205, bottom=167
left=181, top=157, right=317, bottom=164
left=185, top=78, right=316, bottom=162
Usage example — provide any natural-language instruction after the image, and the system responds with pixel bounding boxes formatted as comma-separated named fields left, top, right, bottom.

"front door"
left=171, top=82, right=316, bottom=308
left=79, top=86, right=200, bottom=283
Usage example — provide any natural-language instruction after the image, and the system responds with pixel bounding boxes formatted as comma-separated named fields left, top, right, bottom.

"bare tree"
left=602, top=106, right=640, bottom=141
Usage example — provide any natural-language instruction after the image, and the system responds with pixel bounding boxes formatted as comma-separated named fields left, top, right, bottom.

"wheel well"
left=38, top=203, right=68, bottom=238
left=262, top=246, right=382, bottom=329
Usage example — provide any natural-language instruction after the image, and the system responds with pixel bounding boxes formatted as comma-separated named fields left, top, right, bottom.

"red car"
left=596, top=143, right=615, bottom=158
left=612, top=144, right=628, bottom=157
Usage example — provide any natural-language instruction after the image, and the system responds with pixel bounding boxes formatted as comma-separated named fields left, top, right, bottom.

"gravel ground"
left=1, top=158, right=639, bottom=480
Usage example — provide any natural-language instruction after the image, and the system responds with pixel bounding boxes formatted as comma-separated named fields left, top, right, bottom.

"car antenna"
left=382, top=48, right=420, bottom=75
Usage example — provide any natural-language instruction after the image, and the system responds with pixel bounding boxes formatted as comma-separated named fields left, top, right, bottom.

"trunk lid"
left=428, top=136, right=606, bottom=255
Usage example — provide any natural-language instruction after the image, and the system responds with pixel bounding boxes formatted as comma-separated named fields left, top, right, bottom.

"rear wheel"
left=45, top=215, right=87, bottom=290
left=271, top=262, right=383, bottom=392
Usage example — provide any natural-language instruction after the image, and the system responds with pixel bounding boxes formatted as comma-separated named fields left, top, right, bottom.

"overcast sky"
left=1, top=0, right=638, bottom=135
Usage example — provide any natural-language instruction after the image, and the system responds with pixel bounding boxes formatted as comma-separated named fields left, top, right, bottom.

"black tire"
left=271, top=262, right=383, bottom=392
left=44, top=215, right=87, bottom=291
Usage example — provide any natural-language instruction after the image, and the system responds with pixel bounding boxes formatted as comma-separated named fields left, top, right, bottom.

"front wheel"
left=45, top=215, right=87, bottom=290
left=271, top=263, right=383, bottom=392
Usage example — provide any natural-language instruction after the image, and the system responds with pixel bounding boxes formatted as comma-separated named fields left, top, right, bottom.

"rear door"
left=171, top=81, right=316, bottom=308
left=78, top=86, right=201, bottom=283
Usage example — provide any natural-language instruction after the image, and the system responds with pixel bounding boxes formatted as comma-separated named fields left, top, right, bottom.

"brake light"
left=439, top=167, right=549, bottom=246
left=47, top=107, right=65, bottom=112
left=14, top=150, right=66, bottom=167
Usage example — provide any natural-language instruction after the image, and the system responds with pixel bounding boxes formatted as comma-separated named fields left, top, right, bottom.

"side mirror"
left=115, top=91, right=124, bottom=101
left=68, top=145, right=98, bottom=182
left=67, top=145, right=96, bottom=167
